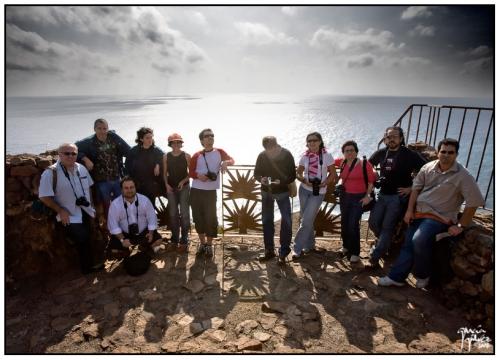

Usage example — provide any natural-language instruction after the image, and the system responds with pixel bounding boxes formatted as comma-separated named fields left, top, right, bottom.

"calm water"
left=6, top=94, right=493, bottom=208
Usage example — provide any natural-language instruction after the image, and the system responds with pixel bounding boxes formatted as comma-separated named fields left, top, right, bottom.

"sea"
left=6, top=94, right=494, bottom=210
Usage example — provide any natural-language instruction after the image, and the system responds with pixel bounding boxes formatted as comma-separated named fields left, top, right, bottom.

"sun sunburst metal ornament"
left=314, top=202, right=341, bottom=237
left=222, top=169, right=261, bottom=201
left=223, top=199, right=262, bottom=234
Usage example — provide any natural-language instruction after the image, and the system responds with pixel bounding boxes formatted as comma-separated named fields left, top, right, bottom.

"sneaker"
left=291, top=252, right=302, bottom=261
left=205, top=245, right=213, bottom=258
left=415, top=277, right=430, bottom=289
left=177, top=244, right=189, bottom=254
left=350, top=255, right=360, bottom=263
left=277, top=256, right=287, bottom=266
left=338, top=247, right=349, bottom=255
left=377, top=276, right=404, bottom=287
left=258, top=251, right=276, bottom=262
left=196, top=244, right=206, bottom=257
left=302, top=249, right=311, bottom=255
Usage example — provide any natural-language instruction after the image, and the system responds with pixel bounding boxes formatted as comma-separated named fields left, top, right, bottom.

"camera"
left=75, top=196, right=90, bottom=207
left=206, top=171, right=218, bottom=181
left=333, top=184, right=345, bottom=198
left=374, top=176, right=386, bottom=189
left=128, top=223, right=140, bottom=236
left=310, top=178, right=321, bottom=196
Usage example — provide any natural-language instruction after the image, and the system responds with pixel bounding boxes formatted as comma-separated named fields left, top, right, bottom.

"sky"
left=5, top=5, right=494, bottom=98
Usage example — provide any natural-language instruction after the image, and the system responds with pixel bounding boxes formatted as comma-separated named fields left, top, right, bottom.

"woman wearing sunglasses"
left=292, top=132, right=337, bottom=262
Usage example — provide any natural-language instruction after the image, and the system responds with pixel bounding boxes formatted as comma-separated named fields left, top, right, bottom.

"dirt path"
left=5, top=225, right=493, bottom=354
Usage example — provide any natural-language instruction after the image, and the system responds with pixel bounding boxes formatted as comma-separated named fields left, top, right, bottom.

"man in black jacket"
left=76, top=118, right=130, bottom=216
left=368, top=126, right=426, bottom=267
left=254, top=136, right=296, bottom=264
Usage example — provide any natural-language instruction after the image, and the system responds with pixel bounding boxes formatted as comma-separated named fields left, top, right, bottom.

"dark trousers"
left=65, top=212, right=94, bottom=274
left=190, top=188, right=218, bottom=238
left=340, top=193, right=364, bottom=256
left=108, top=228, right=162, bottom=250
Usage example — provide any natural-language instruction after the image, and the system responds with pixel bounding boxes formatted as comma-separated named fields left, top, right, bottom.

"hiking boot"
left=415, top=277, right=430, bottom=289
left=196, top=244, right=206, bottom=257
left=350, top=255, right=360, bottom=263
left=205, top=245, right=213, bottom=258
left=177, top=244, right=189, bottom=254
left=377, top=276, right=404, bottom=287
left=291, top=252, right=302, bottom=262
left=258, top=250, right=276, bottom=262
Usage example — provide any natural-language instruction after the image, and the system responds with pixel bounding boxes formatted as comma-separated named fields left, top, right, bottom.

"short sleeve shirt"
left=299, top=152, right=334, bottom=195
left=413, top=160, right=485, bottom=223
left=39, top=161, right=95, bottom=223
left=191, top=148, right=232, bottom=191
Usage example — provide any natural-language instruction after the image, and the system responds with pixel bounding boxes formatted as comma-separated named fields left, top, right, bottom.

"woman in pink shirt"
left=336, top=140, right=377, bottom=263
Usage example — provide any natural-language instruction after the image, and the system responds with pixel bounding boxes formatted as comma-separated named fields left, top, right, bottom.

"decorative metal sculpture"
left=223, top=169, right=261, bottom=201
left=223, top=199, right=262, bottom=234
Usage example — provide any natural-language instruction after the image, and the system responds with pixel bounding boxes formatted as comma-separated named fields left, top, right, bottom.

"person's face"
left=142, top=133, right=154, bottom=148
left=58, top=145, right=78, bottom=167
left=201, top=131, right=215, bottom=148
left=384, top=129, right=402, bottom=150
left=342, top=146, right=357, bottom=161
left=121, top=180, right=137, bottom=199
left=94, top=122, right=109, bottom=139
left=170, top=140, right=183, bottom=150
left=438, top=144, right=458, bottom=168
left=306, top=135, right=321, bottom=152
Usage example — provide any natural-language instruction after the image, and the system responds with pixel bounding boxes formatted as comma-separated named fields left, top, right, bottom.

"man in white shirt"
left=107, top=176, right=163, bottom=255
left=39, top=143, right=102, bottom=274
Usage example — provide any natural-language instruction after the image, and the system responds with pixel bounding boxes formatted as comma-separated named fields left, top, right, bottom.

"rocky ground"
left=5, top=220, right=494, bottom=354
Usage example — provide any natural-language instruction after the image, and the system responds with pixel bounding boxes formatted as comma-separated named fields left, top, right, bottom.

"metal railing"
left=378, top=104, right=494, bottom=210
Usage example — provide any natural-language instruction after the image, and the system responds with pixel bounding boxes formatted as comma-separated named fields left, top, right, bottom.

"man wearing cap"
left=163, top=133, right=191, bottom=253
left=189, top=128, right=234, bottom=258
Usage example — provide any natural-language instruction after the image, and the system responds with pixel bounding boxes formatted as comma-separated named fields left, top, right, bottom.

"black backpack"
left=123, top=251, right=151, bottom=276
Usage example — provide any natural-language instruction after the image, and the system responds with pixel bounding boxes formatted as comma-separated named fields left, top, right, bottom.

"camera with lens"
left=333, top=184, right=346, bottom=198
left=128, top=223, right=140, bottom=237
left=75, top=196, right=90, bottom=207
left=374, top=176, right=386, bottom=189
left=310, top=178, right=321, bottom=196
left=206, top=171, right=218, bottom=181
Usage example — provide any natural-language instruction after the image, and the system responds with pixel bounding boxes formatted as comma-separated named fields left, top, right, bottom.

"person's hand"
left=448, top=224, right=464, bottom=236
left=397, top=187, right=412, bottom=196
left=154, top=164, right=160, bottom=176
left=83, top=158, right=94, bottom=171
left=121, top=239, right=131, bottom=248
left=198, top=174, right=209, bottom=182
left=166, top=184, right=174, bottom=193
left=360, top=195, right=372, bottom=206
left=58, top=208, right=71, bottom=226
left=221, top=161, right=229, bottom=173
left=403, top=210, right=414, bottom=224
left=261, top=177, right=269, bottom=185
left=177, top=179, right=187, bottom=190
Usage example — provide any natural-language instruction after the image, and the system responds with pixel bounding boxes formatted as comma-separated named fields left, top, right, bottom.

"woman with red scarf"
left=292, top=132, right=337, bottom=261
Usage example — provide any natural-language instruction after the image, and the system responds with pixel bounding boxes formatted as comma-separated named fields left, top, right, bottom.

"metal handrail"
left=378, top=104, right=493, bottom=210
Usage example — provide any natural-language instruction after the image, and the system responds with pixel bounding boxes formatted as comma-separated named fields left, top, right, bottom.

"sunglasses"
left=204, top=134, right=215, bottom=138
left=307, top=139, right=320, bottom=143
left=439, top=150, right=456, bottom=155
left=62, top=152, right=77, bottom=156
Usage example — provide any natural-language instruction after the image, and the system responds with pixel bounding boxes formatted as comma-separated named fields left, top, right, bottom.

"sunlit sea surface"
left=7, top=94, right=493, bottom=210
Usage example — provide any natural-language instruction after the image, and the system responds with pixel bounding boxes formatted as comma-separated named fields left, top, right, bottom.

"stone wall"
left=5, top=152, right=106, bottom=283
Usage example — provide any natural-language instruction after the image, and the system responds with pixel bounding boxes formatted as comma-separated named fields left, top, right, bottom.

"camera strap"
left=123, top=196, right=139, bottom=228
left=202, top=151, right=214, bottom=173
left=340, top=158, right=358, bottom=184
left=60, top=163, right=87, bottom=202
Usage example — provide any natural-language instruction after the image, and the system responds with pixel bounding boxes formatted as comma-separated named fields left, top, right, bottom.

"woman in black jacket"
left=125, top=127, right=164, bottom=205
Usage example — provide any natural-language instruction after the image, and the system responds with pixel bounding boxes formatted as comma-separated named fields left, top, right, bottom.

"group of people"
left=39, top=119, right=484, bottom=290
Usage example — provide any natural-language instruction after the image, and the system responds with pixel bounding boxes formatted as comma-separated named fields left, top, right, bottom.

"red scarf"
left=305, top=148, right=327, bottom=178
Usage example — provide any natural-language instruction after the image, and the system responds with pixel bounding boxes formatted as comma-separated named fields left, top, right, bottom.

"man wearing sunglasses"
left=39, top=143, right=103, bottom=274
left=189, top=128, right=234, bottom=258
left=378, top=138, right=484, bottom=288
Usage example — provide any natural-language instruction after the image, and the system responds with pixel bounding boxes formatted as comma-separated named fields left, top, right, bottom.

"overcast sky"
left=5, top=5, right=494, bottom=98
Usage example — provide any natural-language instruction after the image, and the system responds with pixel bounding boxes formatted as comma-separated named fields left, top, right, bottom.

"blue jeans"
left=340, top=193, right=364, bottom=256
left=95, top=179, right=122, bottom=204
left=388, top=218, right=449, bottom=282
left=293, top=186, right=324, bottom=254
left=368, top=193, right=408, bottom=261
left=261, top=190, right=292, bottom=257
left=167, top=185, right=191, bottom=244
